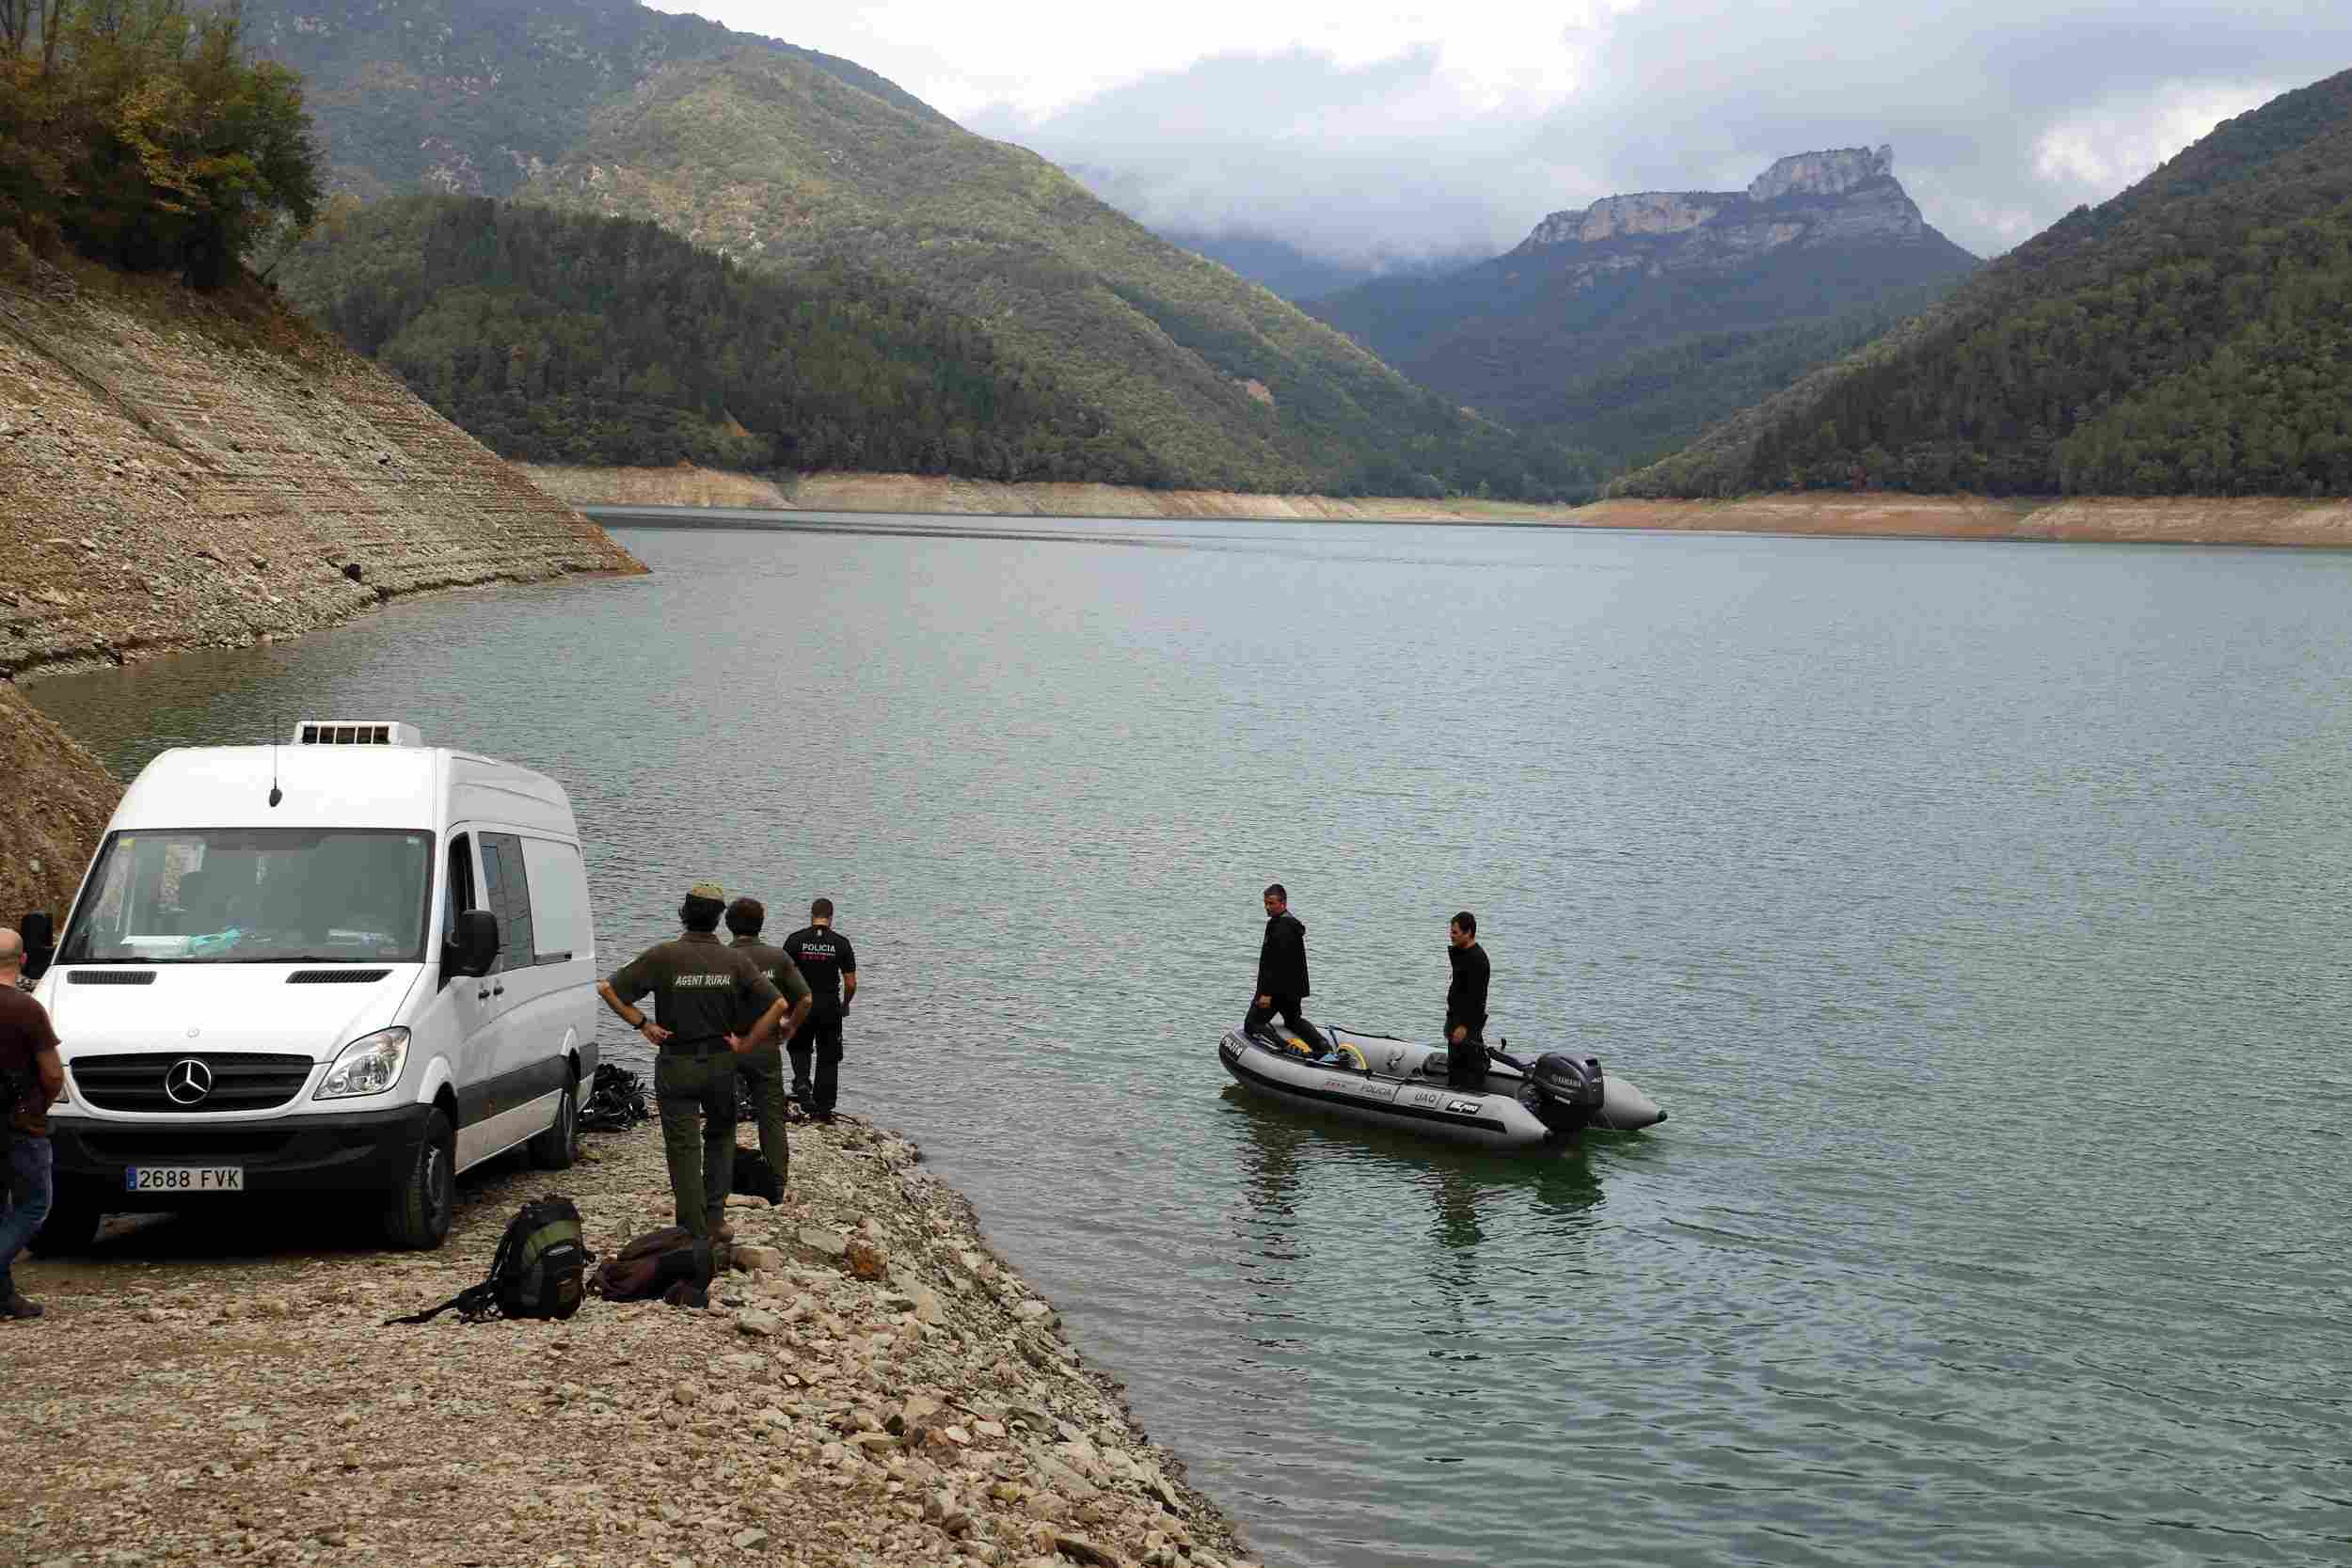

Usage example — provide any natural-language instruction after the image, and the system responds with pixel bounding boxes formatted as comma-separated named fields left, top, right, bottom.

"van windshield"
left=57, top=829, right=435, bottom=965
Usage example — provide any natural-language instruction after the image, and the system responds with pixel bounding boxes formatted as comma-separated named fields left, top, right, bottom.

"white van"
left=22, top=720, right=598, bottom=1250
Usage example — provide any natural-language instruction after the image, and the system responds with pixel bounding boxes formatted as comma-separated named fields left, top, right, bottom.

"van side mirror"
left=20, top=911, right=54, bottom=982
left=443, top=910, right=500, bottom=978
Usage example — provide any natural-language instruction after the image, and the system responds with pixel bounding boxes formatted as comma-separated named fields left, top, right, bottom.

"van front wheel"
left=531, top=1067, right=580, bottom=1171
left=384, top=1108, right=454, bottom=1250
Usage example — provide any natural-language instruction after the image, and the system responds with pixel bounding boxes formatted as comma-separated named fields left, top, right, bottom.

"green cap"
left=689, top=881, right=725, bottom=902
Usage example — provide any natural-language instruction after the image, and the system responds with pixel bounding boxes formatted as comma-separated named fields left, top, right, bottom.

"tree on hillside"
left=1, top=0, right=318, bottom=287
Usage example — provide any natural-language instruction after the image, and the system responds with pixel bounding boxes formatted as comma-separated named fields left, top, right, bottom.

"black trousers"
left=788, top=1010, right=845, bottom=1114
left=1245, top=994, right=1327, bottom=1051
left=1446, top=1029, right=1486, bottom=1089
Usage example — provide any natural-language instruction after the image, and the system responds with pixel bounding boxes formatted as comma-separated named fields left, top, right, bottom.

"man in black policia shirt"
left=1246, top=883, right=1327, bottom=1053
left=598, top=882, right=787, bottom=1242
left=725, top=896, right=812, bottom=1197
left=1445, top=911, right=1490, bottom=1089
left=785, top=898, right=858, bottom=1123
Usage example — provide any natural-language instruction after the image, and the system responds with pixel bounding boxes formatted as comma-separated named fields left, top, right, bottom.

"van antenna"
left=269, top=704, right=283, bottom=809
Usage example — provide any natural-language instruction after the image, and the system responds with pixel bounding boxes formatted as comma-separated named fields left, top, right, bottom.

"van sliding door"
left=478, top=832, right=564, bottom=1122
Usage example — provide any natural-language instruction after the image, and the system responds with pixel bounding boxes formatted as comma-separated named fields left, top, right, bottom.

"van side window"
left=479, top=832, right=536, bottom=974
left=517, top=836, right=587, bottom=966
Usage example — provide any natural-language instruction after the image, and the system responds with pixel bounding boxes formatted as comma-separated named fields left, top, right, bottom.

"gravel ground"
left=0, top=1113, right=1262, bottom=1568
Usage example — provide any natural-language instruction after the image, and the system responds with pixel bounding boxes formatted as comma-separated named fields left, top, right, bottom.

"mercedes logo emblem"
left=164, top=1058, right=214, bottom=1106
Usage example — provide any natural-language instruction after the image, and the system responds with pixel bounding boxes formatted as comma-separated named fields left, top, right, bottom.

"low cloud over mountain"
left=822, top=0, right=2346, bottom=265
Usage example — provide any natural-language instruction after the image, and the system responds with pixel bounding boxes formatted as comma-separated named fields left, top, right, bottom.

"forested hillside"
left=240, top=0, right=1597, bottom=499
left=1530, top=282, right=1956, bottom=471
left=509, top=47, right=1595, bottom=498
left=240, top=0, right=946, bottom=198
left=278, top=197, right=1170, bottom=481
left=1617, top=68, right=2352, bottom=498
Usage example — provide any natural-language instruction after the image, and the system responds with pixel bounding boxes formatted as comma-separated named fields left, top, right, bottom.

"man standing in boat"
left=1246, top=884, right=1327, bottom=1053
left=1445, top=911, right=1490, bottom=1088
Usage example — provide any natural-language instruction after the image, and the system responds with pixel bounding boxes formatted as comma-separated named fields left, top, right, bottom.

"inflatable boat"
left=1217, top=1022, right=1665, bottom=1148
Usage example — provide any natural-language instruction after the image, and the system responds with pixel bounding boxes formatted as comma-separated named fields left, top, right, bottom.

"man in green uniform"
left=724, top=895, right=812, bottom=1198
left=598, top=883, right=787, bottom=1243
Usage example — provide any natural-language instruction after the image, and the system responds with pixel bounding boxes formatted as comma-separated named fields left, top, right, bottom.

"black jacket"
left=1256, top=912, right=1310, bottom=998
left=1446, top=942, right=1489, bottom=1036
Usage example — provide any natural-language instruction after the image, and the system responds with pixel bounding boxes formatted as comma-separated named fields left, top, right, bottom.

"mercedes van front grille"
left=68, top=971, right=157, bottom=985
left=71, top=1053, right=313, bottom=1113
left=287, top=970, right=391, bottom=985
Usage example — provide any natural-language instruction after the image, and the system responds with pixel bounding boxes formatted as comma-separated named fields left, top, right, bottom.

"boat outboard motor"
left=1523, top=1052, right=1605, bottom=1133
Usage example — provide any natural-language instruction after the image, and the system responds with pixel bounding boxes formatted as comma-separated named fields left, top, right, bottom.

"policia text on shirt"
left=598, top=883, right=788, bottom=1241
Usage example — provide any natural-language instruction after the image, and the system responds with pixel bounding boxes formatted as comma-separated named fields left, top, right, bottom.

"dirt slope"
left=1, top=243, right=643, bottom=682
left=0, top=240, right=644, bottom=914
left=0, top=681, right=120, bottom=924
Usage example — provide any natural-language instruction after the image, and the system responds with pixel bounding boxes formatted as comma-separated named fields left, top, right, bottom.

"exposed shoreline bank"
left=2, top=251, right=645, bottom=912
left=2, top=259, right=645, bottom=688
left=526, top=464, right=2352, bottom=546
left=0, top=1112, right=1263, bottom=1568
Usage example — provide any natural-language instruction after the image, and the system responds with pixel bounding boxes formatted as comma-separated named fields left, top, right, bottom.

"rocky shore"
left=1570, top=492, right=2352, bottom=546
left=524, top=465, right=2352, bottom=546
left=0, top=1112, right=1262, bottom=1568
left=520, top=463, right=1590, bottom=524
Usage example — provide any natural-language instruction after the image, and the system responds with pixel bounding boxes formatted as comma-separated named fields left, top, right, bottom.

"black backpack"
left=386, top=1195, right=590, bottom=1325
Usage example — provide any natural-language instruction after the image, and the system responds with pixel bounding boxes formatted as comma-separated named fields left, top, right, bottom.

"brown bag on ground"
left=590, top=1226, right=710, bottom=1303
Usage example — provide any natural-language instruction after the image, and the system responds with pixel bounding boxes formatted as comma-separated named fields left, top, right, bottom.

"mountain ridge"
left=1305, top=146, right=1977, bottom=472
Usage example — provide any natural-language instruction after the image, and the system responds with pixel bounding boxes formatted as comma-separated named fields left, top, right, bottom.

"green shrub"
left=3, top=0, right=320, bottom=288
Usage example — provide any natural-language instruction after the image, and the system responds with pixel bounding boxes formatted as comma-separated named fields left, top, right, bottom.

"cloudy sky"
left=651, top=1, right=2350, bottom=264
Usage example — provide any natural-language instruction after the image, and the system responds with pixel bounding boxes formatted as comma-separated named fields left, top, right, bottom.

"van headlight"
left=316, top=1027, right=409, bottom=1100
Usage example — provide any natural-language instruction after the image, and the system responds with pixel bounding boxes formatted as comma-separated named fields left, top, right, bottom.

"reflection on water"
left=30, top=520, right=2352, bottom=1568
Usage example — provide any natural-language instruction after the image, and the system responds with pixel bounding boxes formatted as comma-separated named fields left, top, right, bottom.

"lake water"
left=29, top=515, right=2352, bottom=1567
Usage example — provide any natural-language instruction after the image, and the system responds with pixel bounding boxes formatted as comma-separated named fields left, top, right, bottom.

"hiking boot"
left=3, top=1293, right=45, bottom=1321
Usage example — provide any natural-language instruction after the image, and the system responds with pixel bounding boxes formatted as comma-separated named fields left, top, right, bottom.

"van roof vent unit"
left=293, top=720, right=423, bottom=748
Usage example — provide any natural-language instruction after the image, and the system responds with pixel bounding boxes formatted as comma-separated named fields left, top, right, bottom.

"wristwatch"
left=637, top=1015, right=654, bottom=1032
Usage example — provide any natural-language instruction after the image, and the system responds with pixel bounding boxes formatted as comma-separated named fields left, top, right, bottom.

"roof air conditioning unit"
left=293, top=720, right=424, bottom=747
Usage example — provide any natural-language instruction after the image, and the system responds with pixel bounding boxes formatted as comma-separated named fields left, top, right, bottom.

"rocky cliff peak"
left=1514, top=144, right=1930, bottom=259
left=1747, top=145, right=1894, bottom=202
